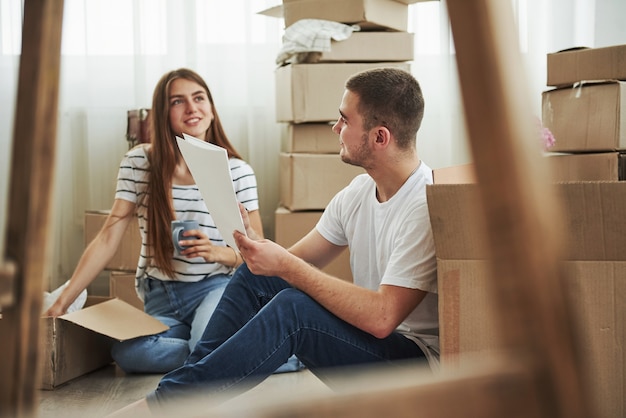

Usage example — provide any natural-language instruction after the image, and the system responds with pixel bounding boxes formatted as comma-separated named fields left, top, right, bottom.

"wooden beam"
left=150, top=360, right=543, bottom=418
left=445, top=0, right=592, bottom=416
left=0, top=0, right=64, bottom=416
left=0, top=260, right=17, bottom=308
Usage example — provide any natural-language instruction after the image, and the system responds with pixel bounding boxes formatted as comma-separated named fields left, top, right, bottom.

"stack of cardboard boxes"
left=427, top=45, right=626, bottom=418
left=542, top=45, right=626, bottom=181
left=267, top=0, right=435, bottom=281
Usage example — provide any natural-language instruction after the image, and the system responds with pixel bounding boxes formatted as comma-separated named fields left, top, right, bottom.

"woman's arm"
left=44, top=199, right=136, bottom=316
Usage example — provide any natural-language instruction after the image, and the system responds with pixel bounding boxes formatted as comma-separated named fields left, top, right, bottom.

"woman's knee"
left=111, top=336, right=189, bottom=374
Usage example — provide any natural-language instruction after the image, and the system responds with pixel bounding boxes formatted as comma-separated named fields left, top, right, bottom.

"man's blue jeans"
left=147, top=264, right=426, bottom=407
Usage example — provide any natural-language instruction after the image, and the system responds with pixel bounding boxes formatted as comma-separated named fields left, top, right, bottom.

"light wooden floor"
left=38, top=364, right=327, bottom=418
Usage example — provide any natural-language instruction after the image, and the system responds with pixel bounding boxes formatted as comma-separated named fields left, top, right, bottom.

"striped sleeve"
left=230, top=158, right=259, bottom=211
left=115, top=146, right=149, bottom=204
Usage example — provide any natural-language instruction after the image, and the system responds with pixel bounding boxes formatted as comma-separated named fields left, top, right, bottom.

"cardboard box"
left=279, top=153, right=365, bottom=211
left=542, top=81, right=626, bottom=152
left=547, top=45, right=626, bottom=87
left=428, top=181, right=626, bottom=262
left=40, top=296, right=167, bottom=389
left=276, top=62, right=410, bottom=123
left=84, top=211, right=141, bottom=271
left=546, top=152, right=626, bottom=181
left=110, top=271, right=143, bottom=311
left=437, top=259, right=625, bottom=418
left=308, top=31, right=414, bottom=63
left=281, top=123, right=339, bottom=153
left=262, top=0, right=409, bottom=32
left=427, top=181, right=626, bottom=418
left=275, top=207, right=353, bottom=282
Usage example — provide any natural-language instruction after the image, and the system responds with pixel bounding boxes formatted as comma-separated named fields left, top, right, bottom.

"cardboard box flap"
left=259, top=0, right=409, bottom=31
left=257, top=4, right=282, bottom=18
left=60, top=298, right=168, bottom=341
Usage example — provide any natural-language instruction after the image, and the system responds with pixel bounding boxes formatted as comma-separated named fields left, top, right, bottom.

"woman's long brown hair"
left=147, top=68, right=242, bottom=278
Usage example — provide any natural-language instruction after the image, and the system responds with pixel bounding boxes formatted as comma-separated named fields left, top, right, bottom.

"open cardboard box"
left=40, top=296, right=167, bottom=389
left=427, top=164, right=626, bottom=418
left=258, top=0, right=410, bottom=31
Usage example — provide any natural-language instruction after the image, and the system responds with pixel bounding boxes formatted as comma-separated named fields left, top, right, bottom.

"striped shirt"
left=115, top=145, right=259, bottom=285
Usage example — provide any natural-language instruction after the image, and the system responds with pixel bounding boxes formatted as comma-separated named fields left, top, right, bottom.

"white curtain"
left=1, top=0, right=625, bottom=289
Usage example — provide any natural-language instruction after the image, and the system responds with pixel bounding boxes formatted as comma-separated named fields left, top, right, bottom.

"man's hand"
left=233, top=230, right=292, bottom=277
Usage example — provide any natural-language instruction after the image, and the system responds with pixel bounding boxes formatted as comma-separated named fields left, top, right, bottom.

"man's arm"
left=288, top=229, right=344, bottom=269
left=233, top=230, right=427, bottom=338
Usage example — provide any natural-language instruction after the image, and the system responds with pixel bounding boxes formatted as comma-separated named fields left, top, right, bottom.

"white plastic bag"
left=42, top=281, right=87, bottom=314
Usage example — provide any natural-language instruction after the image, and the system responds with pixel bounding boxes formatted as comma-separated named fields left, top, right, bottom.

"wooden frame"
left=0, top=1, right=65, bottom=417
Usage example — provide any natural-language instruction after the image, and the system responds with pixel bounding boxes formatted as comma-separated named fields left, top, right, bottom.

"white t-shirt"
left=114, top=145, right=259, bottom=286
left=316, top=162, right=439, bottom=363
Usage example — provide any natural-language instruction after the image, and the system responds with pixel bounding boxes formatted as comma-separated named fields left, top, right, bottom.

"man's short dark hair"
left=345, top=67, right=425, bottom=149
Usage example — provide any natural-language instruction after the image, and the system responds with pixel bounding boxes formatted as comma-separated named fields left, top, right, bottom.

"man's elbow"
left=368, top=321, right=398, bottom=339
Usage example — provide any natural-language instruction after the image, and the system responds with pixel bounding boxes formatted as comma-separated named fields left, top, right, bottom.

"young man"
left=115, top=67, right=438, bottom=415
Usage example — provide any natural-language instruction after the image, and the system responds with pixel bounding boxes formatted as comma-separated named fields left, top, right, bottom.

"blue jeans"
left=111, top=273, right=230, bottom=373
left=147, top=264, right=426, bottom=408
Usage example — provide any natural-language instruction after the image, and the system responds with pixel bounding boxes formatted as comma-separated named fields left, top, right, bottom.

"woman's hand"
left=178, top=229, right=238, bottom=267
left=44, top=302, right=67, bottom=318
left=178, top=229, right=216, bottom=260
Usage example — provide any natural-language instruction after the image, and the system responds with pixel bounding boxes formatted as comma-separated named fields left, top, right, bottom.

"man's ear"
left=374, top=126, right=391, bottom=145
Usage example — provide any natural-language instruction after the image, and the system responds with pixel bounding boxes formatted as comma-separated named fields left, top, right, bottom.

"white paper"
left=176, top=133, right=246, bottom=250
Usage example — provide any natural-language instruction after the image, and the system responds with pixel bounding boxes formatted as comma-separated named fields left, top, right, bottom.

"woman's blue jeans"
left=147, top=264, right=426, bottom=407
left=111, top=273, right=230, bottom=373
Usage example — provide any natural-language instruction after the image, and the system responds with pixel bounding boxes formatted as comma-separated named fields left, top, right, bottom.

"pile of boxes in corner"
left=40, top=209, right=164, bottom=390
left=260, top=0, right=438, bottom=282
left=427, top=45, right=626, bottom=418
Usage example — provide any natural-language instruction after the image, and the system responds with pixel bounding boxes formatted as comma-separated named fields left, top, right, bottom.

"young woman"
left=45, top=68, right=262, bottom=373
